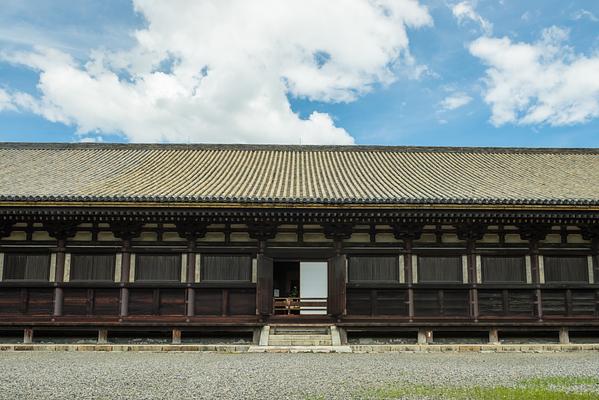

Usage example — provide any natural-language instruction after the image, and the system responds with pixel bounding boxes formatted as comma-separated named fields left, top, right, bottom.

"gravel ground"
left=1, top=352, right=598, bottom=399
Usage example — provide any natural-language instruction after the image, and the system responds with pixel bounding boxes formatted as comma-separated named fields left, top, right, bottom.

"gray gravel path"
left=1, top=352, right=598, bottom=399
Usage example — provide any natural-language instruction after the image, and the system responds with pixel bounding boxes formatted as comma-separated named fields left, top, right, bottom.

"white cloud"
left=0, top=88, right=17, bottom=111
left=79, top=135, right=103, bottom=143
left=452, top=1, right=492, bottom=35
left=571, top=9, right=599, bottom=22
left=439, top=92, right=472, bottom=110
left=469, top=27, right=599, bottom=126
left=0, top=0, right=432, bottom=144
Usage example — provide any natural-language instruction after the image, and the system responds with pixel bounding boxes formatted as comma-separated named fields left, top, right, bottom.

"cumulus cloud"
left=452, top=1, right=492, bottom=35
left=439, top=92, right=472, bottom=110
left=469, top=27, right=599, bottom=126
left=0, top=0, right=432, bottom=144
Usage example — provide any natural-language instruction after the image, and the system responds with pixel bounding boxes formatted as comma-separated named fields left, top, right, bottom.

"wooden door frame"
left=264, top=248, right=341, bottom=318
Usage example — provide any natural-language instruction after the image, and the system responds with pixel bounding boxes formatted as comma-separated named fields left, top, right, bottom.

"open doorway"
left=273, top=260, right=328, bottom=315
left=273, top=261, right=300, bottom=299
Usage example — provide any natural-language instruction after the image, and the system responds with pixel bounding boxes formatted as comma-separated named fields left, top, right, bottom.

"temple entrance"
left=273, top=260, right=327, bottom=315
left=273, top=261, right=300, bottom=300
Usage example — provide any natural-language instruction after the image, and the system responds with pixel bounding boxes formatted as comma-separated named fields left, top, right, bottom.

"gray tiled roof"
left=0, top=143, right=598, bottom=206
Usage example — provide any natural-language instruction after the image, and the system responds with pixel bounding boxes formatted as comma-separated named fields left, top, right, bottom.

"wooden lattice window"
left=201, top=255, right=252, bottom=281
left=2, top=253, right=50, bottom=281
left=70, top=254, right=115, bottom=281
left=348, top=256, right=398, bottom=282
left=135, top=254, right=181, bottom=281
left=417, top=256, right=463, bottom=283
left=482, top=256, right=526, bottom=283
left=544, top=256, right=589, bottom=283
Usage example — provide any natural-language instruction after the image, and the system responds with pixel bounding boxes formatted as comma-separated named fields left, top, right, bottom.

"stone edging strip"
left=1, top=343, right=599, bottom=352
left=350, top=344, right=599, bottom=353
left=0, top=344, right=250, bottom=352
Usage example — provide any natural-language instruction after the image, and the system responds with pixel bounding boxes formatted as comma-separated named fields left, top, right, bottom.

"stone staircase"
left=248, top=324, right=351, bottom=353
left=269, top=325, right=333, bottom=346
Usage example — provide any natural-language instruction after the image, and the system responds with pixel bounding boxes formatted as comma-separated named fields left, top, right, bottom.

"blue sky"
left=0, top=0, right=598, bottom=147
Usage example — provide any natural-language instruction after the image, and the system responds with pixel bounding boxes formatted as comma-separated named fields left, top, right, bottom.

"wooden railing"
left=345, top=284, right=599, bottom=320
left=273, top=297, right=328, bottom=315
left=1, top=281, right=597, bottom=323
left=0, top=282, right=257, bottom=319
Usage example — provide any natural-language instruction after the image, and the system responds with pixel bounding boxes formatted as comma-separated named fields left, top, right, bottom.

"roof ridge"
left=1, top=142, right=599, bottom=154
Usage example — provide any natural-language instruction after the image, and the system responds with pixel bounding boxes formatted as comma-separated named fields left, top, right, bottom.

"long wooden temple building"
left=0, top=143, right=598, bottom=344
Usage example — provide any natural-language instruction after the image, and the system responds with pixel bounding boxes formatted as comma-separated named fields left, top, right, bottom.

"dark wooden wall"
left=1, top=221, right=598, bottom=330
left=0, top=285, right=257, bottom=318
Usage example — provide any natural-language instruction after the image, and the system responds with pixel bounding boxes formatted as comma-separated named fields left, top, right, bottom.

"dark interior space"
left=273, top=261, right=300, bottom=298
left=348, top=331, right=417, bottom=345
left=432, top=330, right=488, bottom=344
left=30, top=330, right=98, bottom=344
left=181, top=332, right=253, bottom=344
left=0, top=330, right=24, bottom=344
left=499, top=331, right=562, bottom=344
left=569, top=330, right=599, bottom=343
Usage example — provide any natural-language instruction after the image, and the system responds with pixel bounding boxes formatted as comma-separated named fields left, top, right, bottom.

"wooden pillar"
left=467, top=239, right=479, bottom=321
left=404, top=239, right=415, bottom=321
left=186, top=240, right=196, bottom=318
left=119, top=287, right=130, bottom=318
left=456, top=224, right=486, bottom=322
left=53, top=287, right=64, bottom=317
left=519, top=224, right=549, bottom=322
left=321, top=223, right=352, bottom=318
left=54, top=239, right=66, bottom=283
left=53, top=238, right=66, bottom=317
left=110, top=222, right=143, bottom=319
left=580, top=227, right=599, bottom=282
left=328, top=241, right=347, bottom=317
left=530, top=239, right=543, bottom=321
left=186, top=288, right=195, bottom=318
left=222, top=289, right=229, bottom=316
left=392, top=223, right=423, bottom=322
left=45, top=222, right=78, bottom=318
left=256, top=242, right=273, bottom=317
left=175, top=221, right=208, bottom=319
left=248, top=223, right=278, bottom=318
left=119, top=240, right=132, bottom=317
left=98, top=329, right=108, bottom=344
left=370, top=289, right=377, bottom=316
left=593, top=238, right=599, bottom=284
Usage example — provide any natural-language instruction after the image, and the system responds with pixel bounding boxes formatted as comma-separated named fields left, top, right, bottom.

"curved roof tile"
left=0, top=143, right=598, bottom=206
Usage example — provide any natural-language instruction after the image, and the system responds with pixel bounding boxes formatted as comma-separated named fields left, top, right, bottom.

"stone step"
left=268, top=334, right=331, bottom=341
left=271, top=327, right=330, bottom=335
left=259, top=325, right=342, bottom=347
left=268, top=333, right=333, bottom=346
left=248, top=345, right=352, bottom=353
left=268, top=339, right=333, bottom=346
